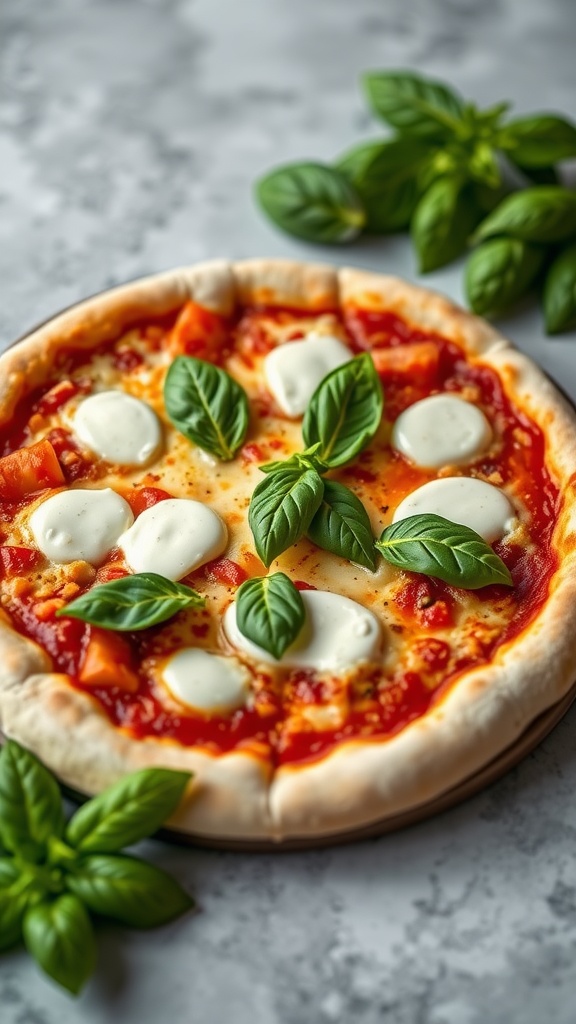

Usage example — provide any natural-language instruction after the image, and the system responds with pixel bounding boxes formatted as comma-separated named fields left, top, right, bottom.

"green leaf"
left=23, top=894, right=96, bottom=996
left=465, top=237, right=545, bottom=316
left=255, top=162, right=366, bottom=243
left=259, top=445, right=328, bottom=477
left=66, top=853, right=193, bottom=929
left=66, top=768, right=191, bottom=854
left=543, top=242, right=576, bottom=334
left=362, top=70, right=465, bottom=139
left=57, top=573, right=205, bottom=631
left=235, top=572, right=305, bottom=660
left=375, top=513, right=513, bottom=589
left=0, top=859, right=30, bottom=951
left=411, top=178, right=481, bottom=272
left=0, top=741, right=65, bottom=861
left=164, top=356, right=249, bottom=461
left=302, top=353, right=384, bottom=468
left=307, top=480, right=377, bottom=571
left=474, top=187, right=576, bottom=244
left=248, top=463, right=325, bottom=567
left=501, top=115, right=576, bottom=167
left=336, top=137, right=431, bottom=232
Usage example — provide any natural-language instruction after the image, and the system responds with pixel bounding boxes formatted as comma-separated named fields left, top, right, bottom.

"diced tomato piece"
left=112, top=346, right=144, bottom=372
left=168, top=301, right=227, bottom=361
left=36, top=380, right=81, bottom=416
left=95, top=563, right=130, bottom=584
left=79, top=627, right=140, bottom=693
left=420, top=601, right=453, bottom=628
left=0, top=546, right=43, bottom=577
left=241, top=443, right=265, bottom=464
left=126, top=486, right=172, bottom=517
left=371, top=342, right=440, bottom=389
left=204, top=557, right=248, bottom=587
left=0, top=439, right=65, bottom=501
left=395, top=575, right=454, bottom=628
left=45, top=428, right=95, bottom=483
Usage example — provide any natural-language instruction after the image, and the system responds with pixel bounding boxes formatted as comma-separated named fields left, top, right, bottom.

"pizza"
left=1, top=258, right=576, bottom=843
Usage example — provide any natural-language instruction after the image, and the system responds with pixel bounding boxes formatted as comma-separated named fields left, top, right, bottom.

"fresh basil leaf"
left=0, top=859, right=29, bottom=951
left=467, top=141, right=501, bottom=190
left=57, top=573, right=204, bottom=631
left=474, top=187, right=576, bottom=244
left=66, top=853, right=193, bottom=929
left=465, top=237, right=545, bottom=316
left=501, top=115, right=576, bottom=167
left=336, top=137, right=431, bottom=233
left=0, top=741, right=65, bottom=861
left=23, top=894, right=96, bottom=996
left=259, top=445, right=327, bottom=476
left=235, top=572, right=305, bottom=660
left=543, top=242, right=576, bottom=335
left=66, top=768, right=191, bottom=854
left=164, top=356, right=249, bottom=461
left=411, top=178, right=480, bottom=273
left=302, top=353, right=384, bottom=468
left=248, top=463, right=324, bottom=566
left=375, top=513, right=513, bottom=589
left=363, top=70, right=465, bottom=139
left=307, top=480, right=377, bottom=571
left=256, top=162, right=365, bottom=243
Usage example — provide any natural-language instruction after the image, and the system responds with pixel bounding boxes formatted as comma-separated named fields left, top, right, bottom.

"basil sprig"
left=0, top=741, right=193, bottom=994
left=236, top=572, right=305, bottom=659
left=375, top=514, right=513, bottom=589
left=302, top=353, right=384, bottom=468
left=164, top=355, right=249, bottom=461
left=57, top=573, right=205, bottom=631
left=248, top=458, right=324, bottom=567
left=308, top=480, right=377, bottom=571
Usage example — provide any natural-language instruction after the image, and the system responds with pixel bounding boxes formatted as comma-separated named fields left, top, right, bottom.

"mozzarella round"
left=29, top=488, right=134, bottom=565
left=161, top=649, right=250, bottom=714
left=72, top=391, right=163, bottom=466
left=117, top=498, right=227, bottom=580
left=391, top=394, right=492, bottom=468
left=224, top=589, right=382, bottom=671
left=264, top=333, right=352, bottom=417
left=392, top=477, right=517, bottom=543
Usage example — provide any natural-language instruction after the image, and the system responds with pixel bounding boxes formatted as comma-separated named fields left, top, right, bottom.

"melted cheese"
left=161, top=649, right=250, bottom=714
left=264, top=333, right=352, bottom=417
left=71, top=391, right=163, bottom=466
left=391, top=394, right=492, bottom=468
left=29, top=488, right=133, bottom=565
left=117, top=498, right=227, bottom=580
left=224, top=589, right=382, bottom=670
left=393, top=477, right=517, bottom=543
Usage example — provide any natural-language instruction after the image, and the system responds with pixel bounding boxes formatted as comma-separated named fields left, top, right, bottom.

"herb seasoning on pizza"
left=0, top=260, right=575, bottom=841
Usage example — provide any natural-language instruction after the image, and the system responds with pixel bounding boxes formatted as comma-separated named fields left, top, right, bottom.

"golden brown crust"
left=2, top=259, right=576, bottom=841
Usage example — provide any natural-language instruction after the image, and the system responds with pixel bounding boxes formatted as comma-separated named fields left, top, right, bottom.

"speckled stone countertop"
left=2, top=1, right=576, bottom=1021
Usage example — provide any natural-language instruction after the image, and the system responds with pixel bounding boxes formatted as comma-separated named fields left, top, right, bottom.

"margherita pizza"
left=1, top=259, right=576, bottom=842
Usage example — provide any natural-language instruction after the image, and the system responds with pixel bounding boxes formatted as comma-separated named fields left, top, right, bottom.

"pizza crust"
left=2, top=259, right=576, bottom=841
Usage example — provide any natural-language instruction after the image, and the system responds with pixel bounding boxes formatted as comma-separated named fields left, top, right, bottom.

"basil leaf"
left=502, top=115, right=576, bottom=167
left=164, top=356, right=249, bottom=461
left=23, top=894, right=96, bottom=995
left=0, top=859, right=29, bottom=951
left=66, top=768, right=191, bottom=853
left=66, top=854, right=193, bottom=929
left=474, top=187, right=576, bottom=244
left=255, top=162, right=365, bottom=243
left=235, top=572, right=305, bottom=660
left=375, top=514, right=513, bottom=589
left=57, top=573, right=204, bottom=631
left=543, top=242, right=576, bottom=335
left=248, top=464, right=324, bottom=566
left=465, top=237, right=545, bottom=316
left=0, top=741, right=65, bottom=861
left=411, top=178, right=480, bottom=273
left=363, top=70, right=464, bottom=140
left=336, top=137, right=430, bottom=233
left=302, top=353, right=384, bottom=468
left=260, top=445, right=327, bottom=476
left=307, top=480, right=377, bottom=571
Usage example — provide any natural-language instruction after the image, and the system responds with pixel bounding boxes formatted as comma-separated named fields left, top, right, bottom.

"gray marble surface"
left=2, top=0, right=576, bottom=1020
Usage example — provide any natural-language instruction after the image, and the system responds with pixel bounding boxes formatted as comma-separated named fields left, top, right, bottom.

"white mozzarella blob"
left=224, top=589, right=382, bottom=671
left=29, top=488, right=134, bottom=565
left=391, top=394, right=492, bottom=468
left=392, top=477, right=517, bottom=543
left=118, top=498, right=227, bottom=580
left=161, top=649, right=250, bottom=714
left=72, top=391, right=163, bottom=466
left=264, top=333, right=352, bottom=417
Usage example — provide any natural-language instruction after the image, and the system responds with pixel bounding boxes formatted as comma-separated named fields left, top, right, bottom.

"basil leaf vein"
left=302, top=353, right=384, bottom=468
left=57, top=573, right=205, bottom=631
left=164, top=355, right=249, bottom=461
left=235, top=572, right=305, bottom=660
left=0, top=741, right=65, bottom=861
left=248, top=463, right=325, bottom=566
left=375, top=513, right=513, bottom=589
left=307, top=480, right=377, bottom=571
